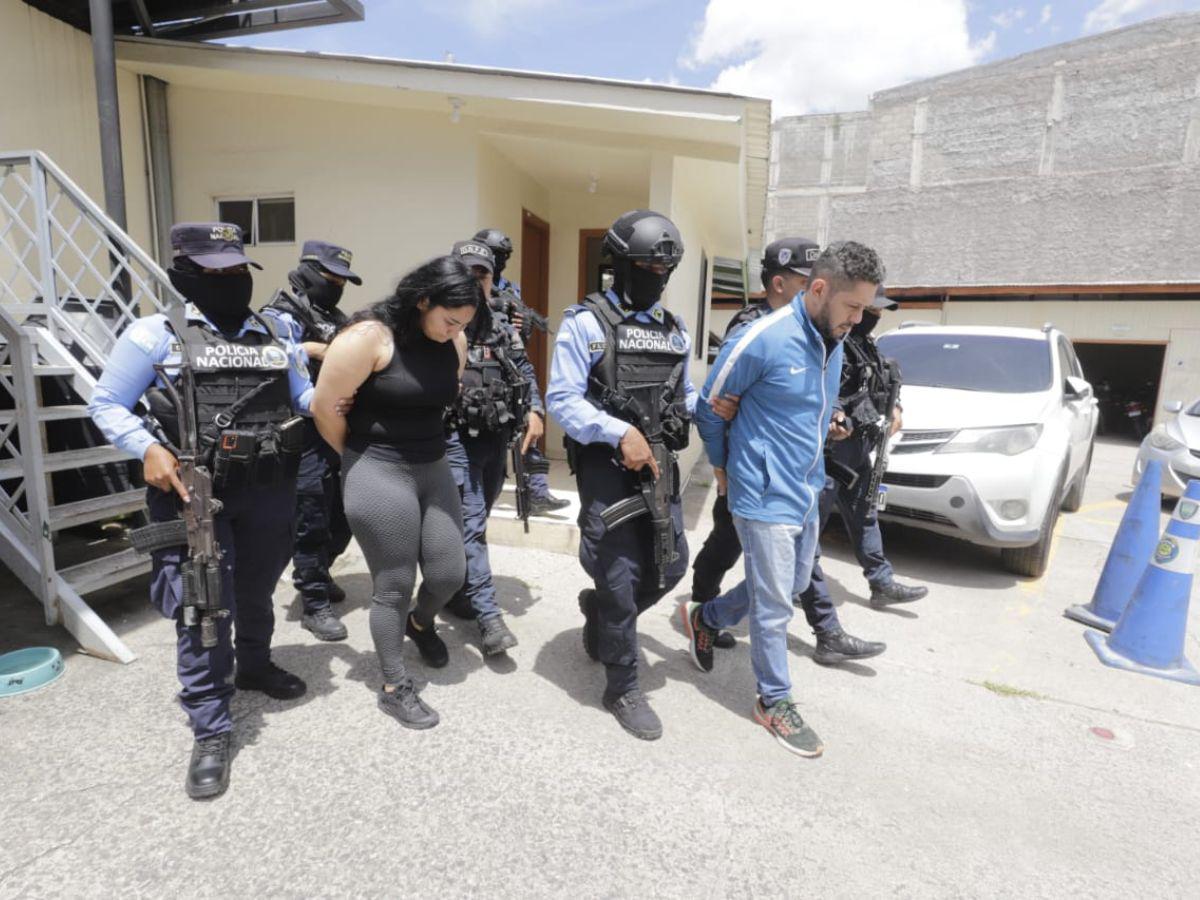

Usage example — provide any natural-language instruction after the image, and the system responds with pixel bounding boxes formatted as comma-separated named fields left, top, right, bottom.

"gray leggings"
left=342, top=445, right=466, bottom=683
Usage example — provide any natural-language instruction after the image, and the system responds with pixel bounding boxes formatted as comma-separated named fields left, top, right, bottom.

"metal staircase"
left=0, top=150, right=181, bottom=663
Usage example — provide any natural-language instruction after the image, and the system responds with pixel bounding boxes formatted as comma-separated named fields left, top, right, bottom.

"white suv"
left=873, top=324, right=1098, bottom=577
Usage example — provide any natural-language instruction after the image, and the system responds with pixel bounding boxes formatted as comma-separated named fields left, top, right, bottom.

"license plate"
left=876, top=485, right=888, bottom=511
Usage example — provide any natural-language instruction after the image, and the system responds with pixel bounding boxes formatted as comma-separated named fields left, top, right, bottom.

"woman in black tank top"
left=313, top=256, right=483, bottom=729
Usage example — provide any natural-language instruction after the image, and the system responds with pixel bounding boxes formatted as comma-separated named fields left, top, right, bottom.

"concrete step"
left=488, top=483, right=580, bottom=555
left=0, top=404, right=92, bottom=425
left=0, top=445, right=128, bottom=480
left=58, top=546, right=150, bottom=595
left=49, top=488, right=146, bottom=531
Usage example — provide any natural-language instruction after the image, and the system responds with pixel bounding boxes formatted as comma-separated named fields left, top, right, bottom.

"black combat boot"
left=235, top=662, right=307, bottom=699
left=869, top=580, right=928, bottom=608
left=813, top=628, right=886, bottom=666
left=301, top=606, right=347, bottom=642
left=603, top=689, right=662, bottom=741
left=186, top=732, right=232, bottom=799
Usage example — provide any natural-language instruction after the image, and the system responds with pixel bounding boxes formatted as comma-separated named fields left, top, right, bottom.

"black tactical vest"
left=453, top=322, right=528, bottom=438
left=579, top=293, right=690, bottom=451
left=263, top=289, right=346, bottom=379
left=723, top=300, right=772, bottom=339
left=840, top=332, right=892, bottom=432
left=152, top=309, right=298, bottom=490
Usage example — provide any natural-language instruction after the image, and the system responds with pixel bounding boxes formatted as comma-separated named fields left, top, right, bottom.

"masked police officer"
left=440, top=239, right=542, bottom=655
left=547, top=209, right=696, bottom=741
left=88, top=223, right=313, bottom=800
left=798, top=284, right=927, bottom=613
left=691, top=237, right=886, bottom=665
left=261, top=241, right=361, bottom=642
left=473, top=227, right=570, bottom=516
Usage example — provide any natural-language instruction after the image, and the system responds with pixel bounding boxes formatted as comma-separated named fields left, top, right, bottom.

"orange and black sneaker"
left=753, top=697, right=823, bottom=758
left=679, top=601, right=716, bottom=673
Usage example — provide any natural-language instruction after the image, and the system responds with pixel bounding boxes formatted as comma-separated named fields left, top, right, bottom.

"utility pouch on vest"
left=212, top=430, right=257, bottom=492
left=277, top=416, right=305, bottom=455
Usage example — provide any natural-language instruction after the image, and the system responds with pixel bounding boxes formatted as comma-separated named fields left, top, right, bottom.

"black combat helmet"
left=473, top=228, right=513, bottom=277
left=602, top=210, right=684, bottom=311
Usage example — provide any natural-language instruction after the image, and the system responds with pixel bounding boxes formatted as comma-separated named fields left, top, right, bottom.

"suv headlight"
left=936, top=424, right=1043, bottom=456
left=1147, top=425, right=1184, bottom=452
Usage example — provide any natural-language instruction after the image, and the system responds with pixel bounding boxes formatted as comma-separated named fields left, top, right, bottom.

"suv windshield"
left=876, top=332, right=1053, bottom=393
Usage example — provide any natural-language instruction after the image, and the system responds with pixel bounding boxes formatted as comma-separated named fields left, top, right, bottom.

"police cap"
left=299, top=240, right=362, bottom=285
left=453, top=240, right=495, bottom=273
left=761, top=237, right=820, bottom=277
left=170, top=222, right=261, bottom=270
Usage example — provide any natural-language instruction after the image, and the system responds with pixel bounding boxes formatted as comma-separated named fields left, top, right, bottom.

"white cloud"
left=1039, top=4, right=1053, bottom=25
left=990, top=6, right=1027, bottom=28
left=1082, top=0, right=1191, bottom=32
left=685, top=0, right=991, bottom=117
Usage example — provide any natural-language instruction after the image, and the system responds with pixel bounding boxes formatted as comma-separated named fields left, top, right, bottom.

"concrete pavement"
left=2, top=437, right=1198, bottom=897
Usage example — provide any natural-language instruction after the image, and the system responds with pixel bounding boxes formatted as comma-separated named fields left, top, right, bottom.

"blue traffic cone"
left=1084, top=480, right=1200, bottom=686
left=1065, top=459, right=1163, bottom=631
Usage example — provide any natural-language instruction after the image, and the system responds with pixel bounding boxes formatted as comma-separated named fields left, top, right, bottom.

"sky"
left=226, top=0, right=1200, bottom=117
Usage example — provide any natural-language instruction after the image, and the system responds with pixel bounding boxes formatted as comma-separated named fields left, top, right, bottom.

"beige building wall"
left=0, top=0, right=152, bottom=279
left=475, top=140, right=550, bottom=284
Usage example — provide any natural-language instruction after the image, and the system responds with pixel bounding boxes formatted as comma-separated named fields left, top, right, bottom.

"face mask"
left=492, top=253, right=508, bottom=280
left=852, top=313, right=880, bottom=337
left=616, top=261, right=671, bottom=311
left=169, top=266, right=253, bottom=333
left=289, top=263, right=344, bottom=310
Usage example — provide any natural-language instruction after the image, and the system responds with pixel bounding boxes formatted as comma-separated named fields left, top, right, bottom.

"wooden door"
left=520, top=209, right=551, bottom=393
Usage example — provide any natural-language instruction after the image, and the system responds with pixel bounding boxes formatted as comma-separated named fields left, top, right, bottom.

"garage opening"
left=1073, top=341, right=1165, bottom=441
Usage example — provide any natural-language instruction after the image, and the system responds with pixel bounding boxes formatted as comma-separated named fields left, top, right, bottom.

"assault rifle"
left=859, top=359, right=902, bottom=518
left=599, top=440, right=677, bottom=589
left=494, top=285, right=548, bottom=344
left=130, top=329, right=227, bottom=648
left=495, top=347, right=548, bottom=533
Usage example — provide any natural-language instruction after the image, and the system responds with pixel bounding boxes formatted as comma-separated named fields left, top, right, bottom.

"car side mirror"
left=1163, top=400, right=1183, bottom=414
left=1064, top=376, right=1092, bottom=400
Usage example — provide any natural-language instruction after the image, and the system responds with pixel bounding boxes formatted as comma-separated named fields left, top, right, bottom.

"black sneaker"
left=870, top=580, right=928, bottom=608
left=528, top=494, right=571, bottom=516
left=443, top=594, right=478, bottom=620
left=715, top=630, right=737, bottom=650
left=578, top=589, right=599, bottom=662
left=603, top=689, right=662, bottom=741
left=327, top=581, right=347, bottom=604
left=679, top=601, right=717, bottom=673
left=301, top=606, right=348, bottom=642
left=813, top=628, right=886, bottom=666
left=378, top=679, right=439, bottom=730
left=406, top=613, right=449, bottom=668
left=479, top=615, right=518, bottom=656
left=235, top=662, right=307, bottom=700
left=753, top=697, right=823, bottom=758
left=186, top=732, right=231, bottom=799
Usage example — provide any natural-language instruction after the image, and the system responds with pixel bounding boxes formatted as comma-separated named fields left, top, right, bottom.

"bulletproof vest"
left=841, top=332, right=892, bottom=432
left=453, top=321, right=527, bottom=437
left=151, top=310, right=299, bottom=492
left=580, top=293, right=689, bottom=450
left=263, top=289, right=346, bottom=379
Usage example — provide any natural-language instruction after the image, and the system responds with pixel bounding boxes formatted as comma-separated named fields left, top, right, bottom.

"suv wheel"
left=1000, top=470, right=1066, bottom=578
left=1061, top=445, right=1093, bottom=513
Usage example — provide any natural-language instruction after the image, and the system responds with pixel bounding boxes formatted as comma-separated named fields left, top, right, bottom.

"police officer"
left=441, top=239, right=542, bottom=654
left=473, top=228, right=570, bottom=516
left=798, top=284, right=928, bottom=614
left=546, top=209, right=695, bottom=741
left=691, top=237, right=886, bottom=665
left=88, top=223, right=313, bottom=800
left=261, top=241, right=361, bottom=642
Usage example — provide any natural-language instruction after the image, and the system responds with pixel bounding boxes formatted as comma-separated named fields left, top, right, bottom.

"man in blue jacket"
left=681, top=241, right=884, bottom=758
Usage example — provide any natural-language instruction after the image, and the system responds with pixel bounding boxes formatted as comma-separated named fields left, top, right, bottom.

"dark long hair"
left=345, top=255, right=484, bottom=345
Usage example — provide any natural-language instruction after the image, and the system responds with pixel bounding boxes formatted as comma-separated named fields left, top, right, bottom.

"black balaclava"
left=492, top=252, right=509, bottom=281
left=851, top=310, right=881, bottom=338
left=169, top=260, right=253, bottom=334
left=289, top=261, right=344, bottom=310
left=613, top=259, right=672, bottom=312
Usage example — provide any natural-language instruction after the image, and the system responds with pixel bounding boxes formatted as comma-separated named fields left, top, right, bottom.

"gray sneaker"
left=378, top=679, right=439, bottom=730
left=753, top=697, right=823, bottom=758
left=479, top=615, right=518, bottom=656
left=302, top=607, right=347, bottom=642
